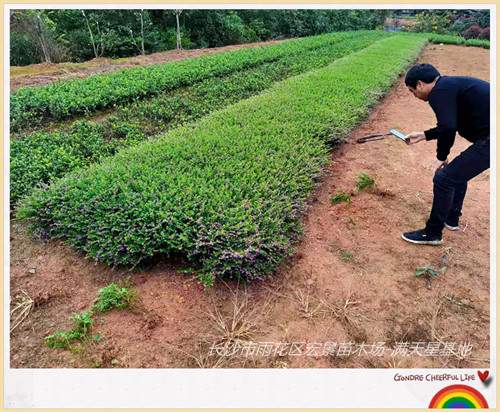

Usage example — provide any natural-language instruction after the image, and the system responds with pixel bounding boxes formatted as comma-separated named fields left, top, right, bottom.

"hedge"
left=426, top=33, right=490, bottom=49
left=10, top=30, right=377, bottom=131
left=18, top=35, right=426, bottom=284
left=11, top=31, right=387, bottom=207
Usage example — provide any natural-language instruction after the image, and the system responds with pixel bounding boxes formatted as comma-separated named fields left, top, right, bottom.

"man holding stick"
left=402, top=63, right=490, bottom=245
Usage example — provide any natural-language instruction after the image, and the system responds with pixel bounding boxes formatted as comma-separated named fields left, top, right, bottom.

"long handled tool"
left=356, top=128, right=409, bottom=144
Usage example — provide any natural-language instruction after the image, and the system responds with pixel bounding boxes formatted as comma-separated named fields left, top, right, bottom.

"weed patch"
left=356, top=173, right=375, bottom=192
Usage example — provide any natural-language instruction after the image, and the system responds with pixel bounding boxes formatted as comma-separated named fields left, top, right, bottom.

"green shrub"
left=11, top=31, right=386, bottom=207
left=426, top=33, right=489, bottom=49
left=10, top=31, right=372, bottom=131
left=465, top=38, right=490, bottom=48
left=18, top=35, right=426, bottom=282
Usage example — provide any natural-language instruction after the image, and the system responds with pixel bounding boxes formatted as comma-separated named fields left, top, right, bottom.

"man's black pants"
left=425, top=137, right=490, bottom=236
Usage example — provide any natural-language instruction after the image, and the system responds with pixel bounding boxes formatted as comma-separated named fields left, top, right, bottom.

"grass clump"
left=92, top=283, right=136, bottom=313
left=19, top=35, right=426, bottom=283
left=339, top=249, right=355, bottom=263
left=356, top=172, right=375, bottom=192
left=331, top=191, right=351, bottom=205
left=45, top=311, right=93, bottom=349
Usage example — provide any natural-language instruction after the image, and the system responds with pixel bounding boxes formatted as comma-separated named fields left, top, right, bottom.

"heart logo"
left=478, top=370, right=489, bottom=382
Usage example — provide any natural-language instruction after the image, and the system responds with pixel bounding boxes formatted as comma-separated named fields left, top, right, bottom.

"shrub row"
left=18, top=35, right=427, bottom=284
left=427, top=33, right=490, bottom=49
left=10, top=30, right=375, bottom=131
left=10, top=31, right=387, bottom=207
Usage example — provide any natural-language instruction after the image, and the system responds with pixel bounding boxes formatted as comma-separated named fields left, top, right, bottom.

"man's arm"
left=424, top=88, right=458, bottom=161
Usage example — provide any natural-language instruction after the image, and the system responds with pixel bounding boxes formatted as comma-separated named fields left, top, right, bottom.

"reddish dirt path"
left=10, top=39, right=285, bottom=92
left=10, top=44, right=490, bottom=369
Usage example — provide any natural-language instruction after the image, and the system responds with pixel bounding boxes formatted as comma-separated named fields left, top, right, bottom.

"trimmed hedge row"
left=427, top=33, right=490, bottom=49
left=10, top=30, right=375, bottom=131
left=10, top=31, right=387, bottom=207
left=18, top=35, right=426, bottom=283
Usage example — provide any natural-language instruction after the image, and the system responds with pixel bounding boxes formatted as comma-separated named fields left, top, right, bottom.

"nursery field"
left=10, top=33, right=490, bottom=368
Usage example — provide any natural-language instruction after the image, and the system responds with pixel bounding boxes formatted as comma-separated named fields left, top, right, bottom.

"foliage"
left=93, top=283, right=136, bottom=312
left=426, top=33, right=489, bottom=49
left=18, top=35, right=426, bottom=282
left=412, top=11, right=453, bottom=34
left=464, top=38, right=490, bottom=48
left=409, top=9, right=489, bottom=38
left=10, top=10, right=70, bottom=65
left=356, top=173, right=375, bottom=192
left=10, top=121, right=139, bottom=207
left=10, top=31, right=387, bottom=207
left=45, top=283, right=135, bottom=350
left=477, top=27, right=489, bottom=40
left=45, top=311, right=93, bottom=349
left=10, top=9, right=391, bottom=66
left=463, top=24, right=482, bottom=39
left=10, top=31, right=371, bottom=131
left=331, top=191, right=351, bottom=204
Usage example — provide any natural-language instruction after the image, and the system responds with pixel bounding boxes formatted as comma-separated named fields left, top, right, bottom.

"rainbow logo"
left=429, top=384, right=489, bottom=408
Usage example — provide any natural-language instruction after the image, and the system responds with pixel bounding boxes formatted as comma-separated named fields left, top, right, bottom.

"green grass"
left=331, top=191, right=352, bottom=204
left=356, top=173, right=375, bottom=192
left=19, top=35, right=426, bottom=284
left=92, top=283, right=136, bottom=313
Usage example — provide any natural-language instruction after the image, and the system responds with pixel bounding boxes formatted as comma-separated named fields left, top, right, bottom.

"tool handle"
left=356, top=133, right=389, bottom=144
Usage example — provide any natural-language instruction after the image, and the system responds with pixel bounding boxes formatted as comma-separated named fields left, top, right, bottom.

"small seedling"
left=45, top=311, right=93, bottom=349
left=93, top=283, right=136, bottom=313
left=415, top=266, right=445, bottom=289
left=331, top=191, right=351, bottom=205
left=46, top=283, right=138, bottom=350
left=356, top=172, right=375, bottom=192
left=339, top=249, right=354, bottom=263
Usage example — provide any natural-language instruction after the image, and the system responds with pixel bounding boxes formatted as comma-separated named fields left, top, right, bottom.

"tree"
left=81, top=10, right=98, bottom=58
left=175, top=9, right=182, bottom=49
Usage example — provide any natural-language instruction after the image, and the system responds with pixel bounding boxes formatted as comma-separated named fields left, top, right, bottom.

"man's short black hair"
left=404, top=64, right=441, bottom=88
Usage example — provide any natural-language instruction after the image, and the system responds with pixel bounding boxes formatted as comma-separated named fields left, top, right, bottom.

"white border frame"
left=4, top=4, right=496, bottom=408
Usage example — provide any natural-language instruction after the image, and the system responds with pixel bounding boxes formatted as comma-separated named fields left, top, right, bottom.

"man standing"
left=402, top=63, right=490, bottom=245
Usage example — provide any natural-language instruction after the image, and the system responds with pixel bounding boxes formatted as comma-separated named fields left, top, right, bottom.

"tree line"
left=10, top=9, right=389, bottom=66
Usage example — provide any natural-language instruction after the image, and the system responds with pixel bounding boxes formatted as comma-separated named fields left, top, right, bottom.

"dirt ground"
left=9, top=44, right=490, bottom=368
left=10, top=39, right=285, bottom=92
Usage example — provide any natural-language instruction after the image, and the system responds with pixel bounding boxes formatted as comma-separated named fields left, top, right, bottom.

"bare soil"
left=10, top=39, right=285, bottom=92
left=10, top=44, right=490, bottom=369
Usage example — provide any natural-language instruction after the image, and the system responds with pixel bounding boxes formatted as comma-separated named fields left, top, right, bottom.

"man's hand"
left=432, top=159, right=448, bottom=174
left=405, top=131, right=426, bottom=144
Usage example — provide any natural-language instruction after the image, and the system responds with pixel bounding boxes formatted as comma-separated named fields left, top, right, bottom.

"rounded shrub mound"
left=18, top=35, right=426, bottom=283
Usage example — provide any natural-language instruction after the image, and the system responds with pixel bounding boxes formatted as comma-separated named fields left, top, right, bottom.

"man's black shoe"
left=401, top=228, right=443, bottom=245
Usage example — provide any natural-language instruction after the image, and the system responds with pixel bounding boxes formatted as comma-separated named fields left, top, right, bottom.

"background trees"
left=10, top=9, right=390, bottom=66
left=10, top=9, right=489, bottom=67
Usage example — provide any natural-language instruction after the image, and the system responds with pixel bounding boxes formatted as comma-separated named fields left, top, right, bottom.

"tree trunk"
left=175, top=10, right=182, bottom=50
left=140, top=9, right=145, bottom=55
left=35, top=12, right=51, bottom=63
left=81, top=10, right=98, bottom=59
